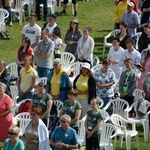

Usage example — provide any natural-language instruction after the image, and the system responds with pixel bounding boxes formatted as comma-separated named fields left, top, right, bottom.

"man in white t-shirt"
left=22, top=13, right=41, bottom=52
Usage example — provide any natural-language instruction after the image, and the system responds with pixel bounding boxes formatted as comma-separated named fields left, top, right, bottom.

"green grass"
left=1, top=0, right=150, bottom=149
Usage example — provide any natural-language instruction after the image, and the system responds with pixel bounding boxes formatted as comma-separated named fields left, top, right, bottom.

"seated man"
left=50, top=114, right=78, bottom=150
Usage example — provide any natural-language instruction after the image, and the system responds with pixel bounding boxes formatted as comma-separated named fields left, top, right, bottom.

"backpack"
left=17, top=100, right=31, bottom=114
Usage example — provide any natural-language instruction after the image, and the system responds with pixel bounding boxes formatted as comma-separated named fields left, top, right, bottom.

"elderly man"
left=22, top=13, right=41, bottom=52
left=50, top=114, right=78, bottom=150
left=122, top=2, right=140, bottom=41
left=35, top=28, right=54, bottom=77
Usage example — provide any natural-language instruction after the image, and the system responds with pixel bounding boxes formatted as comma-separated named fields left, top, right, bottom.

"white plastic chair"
left=53, top=100, right=63, bottom=117
left=14, top=112, right=31, bottom=136
left=100, top=123, right=117, bottom=150
left=92, top=54, right=100, bottom=66
left=133, top=89, right=145, bottom=102
left=60, top=52, right=75, bottom=69
left=135, top=32, right=142, bottom=50
left=103, top=29, right=120, bottom=59
left=99, top=109, right=110, bottom=123
left=60, top=43, right=66, bottom=53
left=10, top=85, right=18, bottom=106
left=36, top=77, right=47, bottom=85
left=111, top=114, right=139, bottom=150
left=97, top=97, right=104, bottom=108
left=91, top=64, right=102, bottom=73
left=11, top=0, right=27, bottom=25
left=78, top=119, right=85, bottom=146
left=0, top=8, right=9, bottom=32
left=127, top=100, right=150, bottom=141
left=103, top=98, right=130, bottom=119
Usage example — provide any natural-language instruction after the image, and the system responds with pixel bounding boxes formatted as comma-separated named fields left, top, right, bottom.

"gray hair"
left=53, top=58, right=62, bottom=65
left=61, top=114, right=71, bottom=122
left=0, top=82, right=6, bottom=90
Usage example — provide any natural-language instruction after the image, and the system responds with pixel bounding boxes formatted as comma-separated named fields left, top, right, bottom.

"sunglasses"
left=8, top=132, right=17, bottom=135
left=60, top=120, right=68, bottom=123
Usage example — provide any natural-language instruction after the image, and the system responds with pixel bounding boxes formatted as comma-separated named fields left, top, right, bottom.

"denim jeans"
left=37, top=66, right=50, bottom=78
left=19, top=92, right=33, bottom=102
left=3, top=6, right=12, bottom=22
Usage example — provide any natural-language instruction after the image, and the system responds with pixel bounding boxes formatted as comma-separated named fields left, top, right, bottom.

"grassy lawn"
left=0, top=0, right=150, bottom=149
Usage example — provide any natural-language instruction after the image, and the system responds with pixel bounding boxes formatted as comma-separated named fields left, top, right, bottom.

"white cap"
left=82, top=63, right=91, bottom=70
left=128, top=2, right=134, bottom=7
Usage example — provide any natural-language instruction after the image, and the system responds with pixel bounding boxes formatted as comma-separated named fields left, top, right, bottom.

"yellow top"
left=114, top=1, right=128, bottom=23
left=51, top=68, right=64, bottom=96
left=76, top=74, right=89, bottom=99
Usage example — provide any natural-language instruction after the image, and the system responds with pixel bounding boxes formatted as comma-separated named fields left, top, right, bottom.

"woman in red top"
left=16, top=37, right=33, bottom=75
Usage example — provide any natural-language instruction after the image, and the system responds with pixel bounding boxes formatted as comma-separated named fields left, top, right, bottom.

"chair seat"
left=100, top=141, right=113, bottom=147
left=128, top=118, right=146, bottom=123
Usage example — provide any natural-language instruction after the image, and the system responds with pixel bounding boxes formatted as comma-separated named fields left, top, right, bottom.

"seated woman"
left=116, top=21, right=131, bottom=49
left=93, top=59, right=116, bottom=107
left=77, top=26, right=94, bottom=65
left=59, top=89, right=82, bottom=132
left=138, top=24, right=150, bottom=53
left=73, top=62, right=96, bottom=117
left=47, top=58, right=72, bottom=102
left=30, top=82, right=53, bottom=126
left=3, top=125, right=25, bottom=150
left=16, top=37, right=33, bottom=76
left=17, top=55, right=37, bottom=101
left=22, top=107, right=50, bottom=150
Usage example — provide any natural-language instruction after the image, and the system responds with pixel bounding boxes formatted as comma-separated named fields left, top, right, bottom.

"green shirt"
left=87, top=110, right=102, bottom=137
left=62, top=100, right=82, bottom=127
left=32, top=93, right=52, bottom=118
left=123, top=71, right=132, bottom=94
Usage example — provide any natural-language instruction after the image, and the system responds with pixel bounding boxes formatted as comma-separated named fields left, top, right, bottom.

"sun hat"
left=70, top=18, right=79, bottom=24
left=82, top=63, right=91, bottom=70
left=127, top=2, right=134, bottom=7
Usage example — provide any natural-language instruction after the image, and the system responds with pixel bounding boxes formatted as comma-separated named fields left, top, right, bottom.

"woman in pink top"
left=0, top=82, right=13, bottom=142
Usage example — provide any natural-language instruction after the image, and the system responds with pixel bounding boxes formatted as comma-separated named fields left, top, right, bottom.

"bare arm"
left=34, top=49, right=52, bottom=59
left=70, top=109, right=82, bottom=126
left=0, top=105, right=12, bottom=117
left=31, top=36, right=41, bottom=49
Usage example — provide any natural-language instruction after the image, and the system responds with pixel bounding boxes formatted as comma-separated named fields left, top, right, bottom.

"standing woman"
left=0, top=82, right=13, bottom=142
left=30, top=82, right=53, bottom=125
left=73, top=63, right=96, bottom=117
left=59, top=89, right=82, bottom=132
left=64, top=18, right=82, bottom=58
left=84, top=98, right=102, bottom=150
left=16, top=37, right=33, bottom=75
left=77, top=26, right=94, bottom=65
left=3, top=125, right=25, bottom=150
left=22, top=107, right=50, bottom=150
left=17, top=55, right=37, bottom=101
left=93, top=59, right=116, bottom=107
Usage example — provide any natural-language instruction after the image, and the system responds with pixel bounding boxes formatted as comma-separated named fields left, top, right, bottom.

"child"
left=52, top=28, right=62, bottom=59
left=84, top=98, right=102, bottom=150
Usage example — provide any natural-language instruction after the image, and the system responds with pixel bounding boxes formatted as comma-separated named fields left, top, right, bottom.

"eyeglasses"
left=60, top=120, right=68, bottom=123
left=8, top=132, right=17, bottom=135
left=30, top=113, right=36, bottom=116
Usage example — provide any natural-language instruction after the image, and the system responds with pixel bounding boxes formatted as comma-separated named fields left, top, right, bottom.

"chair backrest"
left=60, top=43, right=66, bottom=53
left=133, top=89, right=145, bottom=102
left=14, top=0, right=27, bottom=10
left=99, top=109, right=110, bottom=123
left=135, top=32, right=142, bottom=50
left=10, top=85, right=18, bottom=106
left=61, top=52, right=75, bottom=68
left=91, top=64, right=102, bottom=73
left=6, top=62, right=18, bottom=78
left=14, top=112, right=30, bottom=136
left=97, top=97, right=104, bottom=108
left=103, top=98, right=129, bottom=119
left=101, top=123, right=117, bottom=143
left=0, top=8, right=9, bottom=31
left=92, top=54, right=100, bottom=66
left=53, top=100, right=63, bottom=117
left=37, top=77, right=47, bottom=85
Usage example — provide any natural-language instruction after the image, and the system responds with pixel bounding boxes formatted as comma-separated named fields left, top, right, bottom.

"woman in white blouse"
left=77, top=26, right=94, bottom=65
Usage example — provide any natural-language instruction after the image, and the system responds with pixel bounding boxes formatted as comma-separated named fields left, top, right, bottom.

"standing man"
left=50, top=114, right=78, bottom=150
left=34, top=28, right=54, bottom=77
left=122, top=2, right=140, bottom=41
left=22, top=13, right=41, bottom=52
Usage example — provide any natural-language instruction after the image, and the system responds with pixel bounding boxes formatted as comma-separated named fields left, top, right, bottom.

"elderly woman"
left=0, top=82, right=13, bottom=142
left=0, top=60, right=11, bottom=97
left=16, top=37, right=33, bottom=75
left=138, top=24, right=150, bottom=53
left=59, top=89, right=82, bottom=132
left=17, top=55, right=37, bottom=101
left=93, top=59, right=116, bottom=107
left=3, top=125, right=25, bottom=150
left=64, top=18, right=82, bottom=58
left=30, top=82, right=53, bottom=125
left=116, top=21, right=131, bottom=49
left=47, top=58, right=72, bottom=102
left=22, top=107, right=50, bottom=150
left=77, top=26, right=94, bottom=65
left=73, top=62, right=96, bottom=117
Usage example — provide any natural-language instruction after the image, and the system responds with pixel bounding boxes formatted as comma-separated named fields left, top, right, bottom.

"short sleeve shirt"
left=62, top=100, right=82, bottom=127
left=87, top=110, right=102, bottom=137
left=32, top=93, right=52, bottom=118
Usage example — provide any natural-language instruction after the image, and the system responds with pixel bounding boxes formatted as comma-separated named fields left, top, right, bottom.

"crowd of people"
left=0, top=0, right=150, bottom=149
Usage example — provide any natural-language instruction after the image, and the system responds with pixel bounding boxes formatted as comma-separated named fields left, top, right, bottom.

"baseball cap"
left=49, top=13, right=57, bottom=20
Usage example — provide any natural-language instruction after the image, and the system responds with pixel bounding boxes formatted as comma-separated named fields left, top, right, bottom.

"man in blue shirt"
left=50, top=114, right=78, bottom=150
